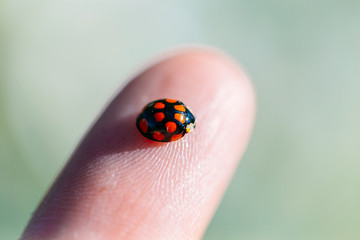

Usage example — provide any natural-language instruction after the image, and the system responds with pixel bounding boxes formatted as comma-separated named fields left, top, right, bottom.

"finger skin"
left=22, top=48, right=256, bottom=240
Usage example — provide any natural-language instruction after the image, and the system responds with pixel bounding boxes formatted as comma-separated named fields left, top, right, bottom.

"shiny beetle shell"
left=136, top=99, right=196, bottom=142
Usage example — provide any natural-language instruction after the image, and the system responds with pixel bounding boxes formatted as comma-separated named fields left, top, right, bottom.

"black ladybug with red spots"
left=136, top=99, right=196, bottom=142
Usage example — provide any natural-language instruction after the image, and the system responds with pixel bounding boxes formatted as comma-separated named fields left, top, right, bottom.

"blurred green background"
left=1, top=0, right=360, bottom=239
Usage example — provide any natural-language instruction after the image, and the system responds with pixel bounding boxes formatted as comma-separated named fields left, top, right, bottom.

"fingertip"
left=22, top=47, right=256, bottom=240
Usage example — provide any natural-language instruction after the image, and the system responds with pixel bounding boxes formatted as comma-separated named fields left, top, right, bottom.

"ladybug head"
left=186, top=122, right=196, bottom=133
left=185, top=107, right=196, bottom=133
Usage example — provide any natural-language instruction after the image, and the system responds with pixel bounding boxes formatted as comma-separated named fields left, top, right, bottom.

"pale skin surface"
left=21, top=49, right=256, bottom=240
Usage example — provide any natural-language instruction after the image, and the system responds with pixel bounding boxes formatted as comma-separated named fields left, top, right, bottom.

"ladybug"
left=136, top=99, right=196, bottom=142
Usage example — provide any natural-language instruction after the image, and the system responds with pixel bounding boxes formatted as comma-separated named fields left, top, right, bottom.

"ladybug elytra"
left=136, top=99, right=196, bottom=142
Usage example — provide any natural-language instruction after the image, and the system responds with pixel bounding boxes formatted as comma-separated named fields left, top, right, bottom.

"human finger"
left=22, top=48, right=256, bottom=240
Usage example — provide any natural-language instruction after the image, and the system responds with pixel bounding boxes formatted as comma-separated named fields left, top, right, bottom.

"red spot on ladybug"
left=154, top=102, right=165, bottom=109
left=165, top=99, right=177, bottom=103
left=139, top=118, right=148, bottom=133
left=154, top=112, right=165, bottom=122
left=174, top=113, right=185, bottom=123
left=171, top=134, right=183, bottom=141
left=153, top=131, right=165, bottom=141
left=165, top=121, right=177, bottom=133
left=174, top=105, right=186, bottom=112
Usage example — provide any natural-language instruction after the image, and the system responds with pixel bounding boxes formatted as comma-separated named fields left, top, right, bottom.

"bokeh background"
left=1, top=0, right=360, bottom=239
